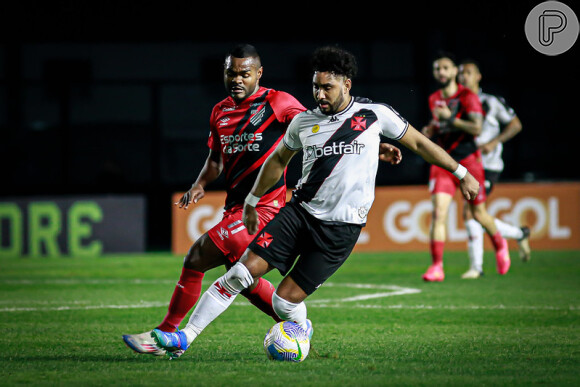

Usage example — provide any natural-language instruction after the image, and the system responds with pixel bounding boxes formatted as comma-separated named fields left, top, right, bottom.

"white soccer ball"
left=263, top=321, right=310, bottom=362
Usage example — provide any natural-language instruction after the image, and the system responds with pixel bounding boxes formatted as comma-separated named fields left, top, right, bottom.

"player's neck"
left=441, top=82, right=458, bottom=98
left=335, top=95, right=352, bottom=114
left=234, top=85, right=262, bottom=104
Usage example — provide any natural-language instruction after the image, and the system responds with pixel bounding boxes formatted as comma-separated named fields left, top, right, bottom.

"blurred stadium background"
left=1, top=1, right=578, bottom=254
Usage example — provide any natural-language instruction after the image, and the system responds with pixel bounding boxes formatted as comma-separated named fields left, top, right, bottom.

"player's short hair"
left=226, top=44, right=261, bottom=67
left=433, top=51, right=457, bottom=66
left=459, top=58, right=481, bottom=72
left=310, top=45, right=358, bottom=79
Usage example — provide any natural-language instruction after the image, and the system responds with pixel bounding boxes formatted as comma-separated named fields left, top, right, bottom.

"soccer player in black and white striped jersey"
left=458, top=59, right=531, bottom=279
left=150, top=46, right=483, bottom=358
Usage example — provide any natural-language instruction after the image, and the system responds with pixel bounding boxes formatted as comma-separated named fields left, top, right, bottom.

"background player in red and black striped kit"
left=421, top=52, right=510, bottom=281
left=122, top=44, right=306, bottom=356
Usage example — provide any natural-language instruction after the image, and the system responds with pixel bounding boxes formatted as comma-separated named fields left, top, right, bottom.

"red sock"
left=241, top=277, right=282, bottom=322
left=489, top=231, right=504, bottom=251
left=157, top=267, right=204, bottom=332
left=430, top=240, right=444, bottom=266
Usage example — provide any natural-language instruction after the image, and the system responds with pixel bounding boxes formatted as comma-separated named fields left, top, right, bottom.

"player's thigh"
left=239, top=248, right=276, bottom=280
left=247, top=202, right=304, bottom=278
left=288, top=221, right=362, bottom=296
left=205, top=206, right=278, bottom=269
left=183, top=232, right=226, bottom=272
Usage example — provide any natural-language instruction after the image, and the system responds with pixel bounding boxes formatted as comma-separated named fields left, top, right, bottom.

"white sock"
left=272, top=292, right=308, bottom=330
left=494, top=218, right=523, bottom=240
left=183, top=262, right=253, bottom=345
left=465, top=219, right=484, bottom=272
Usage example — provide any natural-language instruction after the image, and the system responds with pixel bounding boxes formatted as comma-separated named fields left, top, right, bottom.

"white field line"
left=1, top=302, right=577, bottom=313
left=1, top=280, right=578, bottom=312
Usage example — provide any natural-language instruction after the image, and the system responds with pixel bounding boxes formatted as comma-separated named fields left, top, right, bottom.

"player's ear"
left=257, top=66, right=263, bottom=81
left=344, top=78, right=352, bottom=94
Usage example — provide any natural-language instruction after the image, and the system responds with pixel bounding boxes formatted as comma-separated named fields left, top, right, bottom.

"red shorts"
left=429, top=151, right=486, bottom=205
left=207, top=204, right=281, bottom=264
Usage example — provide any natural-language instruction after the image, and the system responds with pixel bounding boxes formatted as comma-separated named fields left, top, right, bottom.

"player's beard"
left=436, top=77, right=452, bottom=88
left=318, top=94, right=346, bottom=116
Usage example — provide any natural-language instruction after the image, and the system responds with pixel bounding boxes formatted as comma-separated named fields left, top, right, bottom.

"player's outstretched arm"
left=175, top=149, right=223, bottom=209
left=243, top=142, right=298, bottom=234
left=397, top=124, right=479, bottom=201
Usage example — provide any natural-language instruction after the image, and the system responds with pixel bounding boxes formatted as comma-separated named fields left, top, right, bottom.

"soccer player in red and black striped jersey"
left=421, top=52, right=510, bottom=282
left=122, top=44, right=306, bottom=356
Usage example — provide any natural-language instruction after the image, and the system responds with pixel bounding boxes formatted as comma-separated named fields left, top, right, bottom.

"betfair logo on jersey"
left=220, top=132, right=263, bottom=154
left=304, top=140, right=365, bottom=160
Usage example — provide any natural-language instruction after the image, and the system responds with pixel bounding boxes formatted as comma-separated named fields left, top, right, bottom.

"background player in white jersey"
left=150, top=45, right=481, bottom=358
left=458, top=59, right=531, bottom=279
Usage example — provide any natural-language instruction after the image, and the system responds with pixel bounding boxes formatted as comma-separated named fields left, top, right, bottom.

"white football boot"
left=122, top=331, right=167, bottom=356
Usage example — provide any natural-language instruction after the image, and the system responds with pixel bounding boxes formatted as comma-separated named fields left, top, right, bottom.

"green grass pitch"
left=1, top=249, right=579, bottom=386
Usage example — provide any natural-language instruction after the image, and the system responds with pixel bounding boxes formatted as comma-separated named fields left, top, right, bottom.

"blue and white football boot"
left=151, top=329, right=189, bottom=359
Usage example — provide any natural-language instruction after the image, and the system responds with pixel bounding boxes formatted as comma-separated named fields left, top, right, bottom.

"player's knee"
left=470, top=207, right=486, bottom=224
left=223, top=262, right=254, bottom=293
left=432, top=206, right=448, bottom=224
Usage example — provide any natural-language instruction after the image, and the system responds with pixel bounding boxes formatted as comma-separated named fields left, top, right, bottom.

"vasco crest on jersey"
left=351, top=115, right=367, bottom=131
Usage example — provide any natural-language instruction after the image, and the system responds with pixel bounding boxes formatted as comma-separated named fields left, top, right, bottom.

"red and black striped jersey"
left=208, top=87, right=306, bottom=210
left=428, top=83, right=483, bottom=161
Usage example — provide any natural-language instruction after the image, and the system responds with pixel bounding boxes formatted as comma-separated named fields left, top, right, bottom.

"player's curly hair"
left=310, top=45, right=358, bottom=79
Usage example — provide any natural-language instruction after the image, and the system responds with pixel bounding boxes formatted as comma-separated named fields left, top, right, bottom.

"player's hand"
left=242, top=203, right=260, bottom=235
left=479, top=139, right=498, bottom=155
left=175, top=184, right=205, bottom=209
left=378, top=143, right=402, bottom=165
left=422, top=120, right=439, bottom=138
left=433, top=103, right=452, bottom=120
left=459, top=172, right=480, bottom=201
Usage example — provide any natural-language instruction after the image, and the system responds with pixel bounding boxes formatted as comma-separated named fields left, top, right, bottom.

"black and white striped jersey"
left=477, top=90, right=517, bottom=172
left=283, top=96, right=408, bottom=225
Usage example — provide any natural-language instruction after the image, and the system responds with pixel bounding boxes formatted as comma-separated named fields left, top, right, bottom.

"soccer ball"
left=263, top=321, right=310, bottom=362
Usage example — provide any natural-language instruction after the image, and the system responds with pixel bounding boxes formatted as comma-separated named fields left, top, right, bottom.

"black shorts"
left=483, top=170, right=501, bottom=196
left=248, top=201, right=362, bottom=295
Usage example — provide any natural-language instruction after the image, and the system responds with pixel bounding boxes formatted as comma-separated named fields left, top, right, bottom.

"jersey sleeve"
left=464, top=90, right=483, bottom=115
left=494, top=96, right=517, bottom=125
left=282, top=114, right=304, bottom=151
left=270, top=91, right=307, bottom=125
left=207, top=105, right=221, bottom=152
left=378, top=104, right=409, bottom=140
